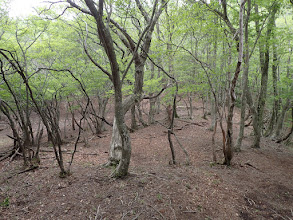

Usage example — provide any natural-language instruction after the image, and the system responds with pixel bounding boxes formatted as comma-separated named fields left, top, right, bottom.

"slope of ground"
left=0, top=100, right=292, bottom=220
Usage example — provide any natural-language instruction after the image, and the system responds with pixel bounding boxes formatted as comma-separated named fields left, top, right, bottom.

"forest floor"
left=0, top=99, right=293, bottom=220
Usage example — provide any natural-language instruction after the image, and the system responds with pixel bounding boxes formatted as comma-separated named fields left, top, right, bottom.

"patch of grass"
left=157, top=193, right=162, bottom=201
left=212, top=179, right=220, bottom=185
left=209, top=162, right=217, bottom=167
left=197, top=205, right=202, bottom=212
left=185, top=184, right=192, bottom=189
left=0, top=197, right=9, bottom=207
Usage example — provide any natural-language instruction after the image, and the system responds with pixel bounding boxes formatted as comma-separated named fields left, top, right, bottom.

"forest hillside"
left=0, top=0, right=293, bottom=219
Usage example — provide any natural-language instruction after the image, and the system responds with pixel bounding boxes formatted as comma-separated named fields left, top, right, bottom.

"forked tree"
left=65, top=0, right=167, bottom=177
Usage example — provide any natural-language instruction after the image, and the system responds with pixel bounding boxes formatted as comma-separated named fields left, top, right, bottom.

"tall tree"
left=252, top=2, right=279, bottom=148
left=235, top=0, right=251, bottom=151
left=106, top=0, right=167, bottom=166
left=65, top=0, right=167, bottom=176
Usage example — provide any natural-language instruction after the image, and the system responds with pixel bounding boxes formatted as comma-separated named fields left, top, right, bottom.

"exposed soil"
left=0, top=99, right=293, bottom=220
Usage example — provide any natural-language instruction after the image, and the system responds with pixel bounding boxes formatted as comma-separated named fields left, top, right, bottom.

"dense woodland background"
left=0, top=0, right=293, bottom=219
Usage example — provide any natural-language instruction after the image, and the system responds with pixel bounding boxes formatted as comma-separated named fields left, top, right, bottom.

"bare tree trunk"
left=271, top=99, right=291, bottom=140
left=130, top=105, right=138, bottom=130
left=71, top=111, right=75, bottom=131
left=265, top=21, right=279, bottom=137
left=252, top=3, right=278, bottom=148
left=281, top=107, right=293, bottom=145
left=235, top=0, right=251, bottom=151
left=149, top=98, right=156, bottom=124
left=82, top=0, right=134, bottom=177
left=148, top=58, right=156, bottom=124
left=209, top=17, right=218, bottom=130
left=136, top=102, right=148, bottom=127
left=0, top=101, right=28, bottom=166
left=67, top=0, right=166, bottom=176
left=98, top=97, right=108, bottom=132
left=209, top=100, right=216, bottom=130
left=212, top=120, right=218, bottom=163
left=155, top=24, right=162, bottom=115
left=108, top=117, right=122, bottom=165
left=109, top=62, right=145, bottom=164
left=188, top=93, right=193, bottom=119
left=107, top=0, right=166, bottom=169
left=201, top=96, right=207, bottom=120
left=224, top=0, right=245, bottom=165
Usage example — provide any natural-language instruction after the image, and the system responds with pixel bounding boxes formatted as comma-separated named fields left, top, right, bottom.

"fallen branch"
left=244, top=196, right=256, bottom=206
left=174, top=122, right=206, bottom=131
left=131, top=211, right=143, bottom=220
left=176, top=118, right=207, bottom=126
left=7, top=165, right=39, bottom=179
left=6, top=134, right=19, bottom=141
left=0, top=148, right=14, bottom=157
left=82, top=153, right=98, bottom=156
left=0, top=153, right=11, bottom=162
left=269, top=208, right=287, bottom=220
left=244, top=162, right=259, bottom=170
left=148, top=204, right=165, bottom=219
left=144, top=172, right=168, bottom=181
left=9, top=147, right=21, bottom=162
left=182, top=210, right=197, bottom=213
left=40, top=149, right=79, bottom=154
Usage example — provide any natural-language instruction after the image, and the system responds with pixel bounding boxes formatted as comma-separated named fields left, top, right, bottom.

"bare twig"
left=182, top=210, right=197, bottom=213
left=148, top=204, right=165, bottom=219
left=7, top=165, right=39, bottom=179
left=131, top=211, right=143, bottom=220
left=172, top=133, right=190, bottom=165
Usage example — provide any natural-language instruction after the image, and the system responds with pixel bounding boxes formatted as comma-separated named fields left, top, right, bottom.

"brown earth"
left=0, top=99, right=293, bottom=220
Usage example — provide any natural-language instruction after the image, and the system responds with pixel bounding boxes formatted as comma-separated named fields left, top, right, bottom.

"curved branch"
left=199, top=0, right=237, bottom=36
left=37, top=67, right=113, bottom=126
left=83, top=21, right=113, bottom=81
left=143, top=85, right=167, bottom=99
left=135, top=0, right=150, bottom=22
left=109, top=19, right=136, bottom=51
left=66, top=0, right=92, bottom=15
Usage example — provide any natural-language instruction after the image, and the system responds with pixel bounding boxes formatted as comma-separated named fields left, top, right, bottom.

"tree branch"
left=143, top=85, right=167, bottom=99
left=83, top=21, right=113, bottom=81
left=199, top=0, right=237, bottom=36
left=66, top=0, right=92, bottom=15
left=135, top=0, right=150, bottom=22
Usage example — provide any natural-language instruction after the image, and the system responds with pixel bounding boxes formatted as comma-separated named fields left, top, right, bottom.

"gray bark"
left=98, top=97, right=108, bottom=132
left=224, top=0, right=245, bottom=165
left=209, top=100, right=216, bottom=131
left=188, top=93, right=193, bottom=119
left=265, top=20, right=279, bottom=137
left=109, top=117, right=122, bottom=165
left=271, top=100, right=291, bottom=140
left=131, top=105, right=138, bottom=130
left=235, top=0, right=251, bottom=151
left=108, top=0, right=166, bottom=165
left=149, top=98, right=156, bottom=124
left=253, top=4, right=278, bottom=148
left=77, top=0, right=132, bottom=177
left=148, top=58, right=156, bottom=124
